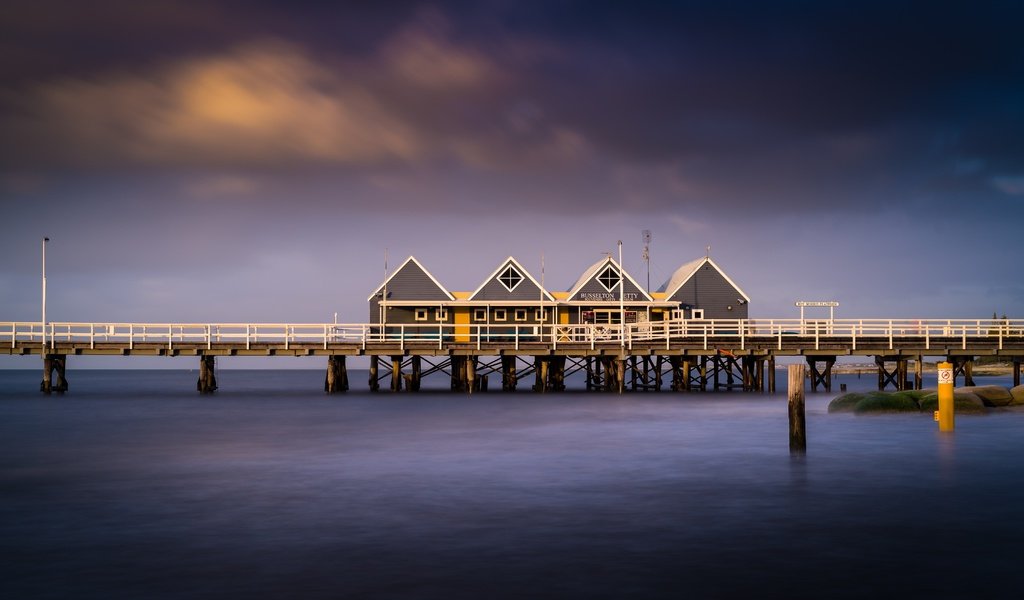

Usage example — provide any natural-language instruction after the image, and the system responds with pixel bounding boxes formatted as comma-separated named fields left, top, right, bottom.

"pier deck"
left=5, top=319, right=1022, bottom=393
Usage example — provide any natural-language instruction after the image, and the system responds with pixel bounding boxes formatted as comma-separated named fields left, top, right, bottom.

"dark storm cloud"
left=2, top=0, right=1022, bottom=218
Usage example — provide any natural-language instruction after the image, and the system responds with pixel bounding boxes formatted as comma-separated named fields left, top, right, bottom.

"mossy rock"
left=852, top=391, right=921, bottom=414
left=1009, top=385, right=1024, bottom=406
left=919, top=391, right=987, bottom=414
left=960, top=385, right=1013, bottom=407
left=828, top=393, right=866, bottom=413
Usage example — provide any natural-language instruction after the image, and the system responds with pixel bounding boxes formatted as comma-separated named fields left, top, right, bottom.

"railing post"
left=740, top=319, right=745, bottom=350
left=168, top=325, right=173, bottom=350
left=129, top=324, right=134, bottom=350
left=888, top=320, right=893, bottom=350
left=246, top=324, right=251, bottom=350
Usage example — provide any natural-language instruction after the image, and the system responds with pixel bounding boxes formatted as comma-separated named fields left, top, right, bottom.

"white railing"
left=3, top=319, right=1022, bottom=353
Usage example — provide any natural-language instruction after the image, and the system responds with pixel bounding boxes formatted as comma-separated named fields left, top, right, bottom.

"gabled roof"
left=468, top=256, right=555, bottom=302
left=366, top=256, right=454, bottom=302
left=658, top=256, right=751, bottom=303
left=566, top=256, right=653, bottom=301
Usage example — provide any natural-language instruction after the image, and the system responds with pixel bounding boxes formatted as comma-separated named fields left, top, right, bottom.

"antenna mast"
left=642, top=230, right=652, bottom=293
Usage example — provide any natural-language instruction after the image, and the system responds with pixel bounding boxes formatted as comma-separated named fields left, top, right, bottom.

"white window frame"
left=691, top=309, right=705, bottom=320
left=493, top=308, right=508, bottom=322
left=436, top=308, right=448, bottom=321
left=514, top=308, right=528, bottom=322
left=534, top=308, right=547, bottom=321
left=498, top=265, right=525, bottom=292
left=473, top=308, right=487, bottom=322
left=597, top=265, right=621, bottom=292
left=414, top=308, right=429, bottom=321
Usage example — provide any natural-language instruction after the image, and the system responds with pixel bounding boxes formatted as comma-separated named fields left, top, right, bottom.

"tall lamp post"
left=618, top=240, right=624, bottom=350
left=42, top=236, right=48, bottom=356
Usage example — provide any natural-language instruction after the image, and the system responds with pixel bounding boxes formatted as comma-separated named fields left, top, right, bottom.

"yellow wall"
left=454, top=308, right=470, bottom=342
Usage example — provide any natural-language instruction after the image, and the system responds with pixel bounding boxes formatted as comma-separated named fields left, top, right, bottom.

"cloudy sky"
left=2, top=0, right=1022, bottom=348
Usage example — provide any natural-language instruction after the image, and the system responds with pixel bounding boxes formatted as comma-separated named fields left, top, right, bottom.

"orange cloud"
left=0, top=28, right=588, bottom=173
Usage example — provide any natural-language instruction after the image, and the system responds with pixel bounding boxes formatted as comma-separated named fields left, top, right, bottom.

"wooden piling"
left=1014, top=360, right=1021, bottom=388
left=768, top=355, right=776, bottom=393
left=616, top=358, right=625, bottom=394
left=467, top=356, right=476, bottom=393
left=39, top=354, right=69, bottom=394
left=369, top=356, right=379, bottom=392
left=411, top=355, right=421, bottom=391
left=197, top=355, right=217, bottom=393
left=788, top=364, right=806, bottom=454
left=325, top=355, right=349, bottom=393
left=914, top=356, right=923, bottom=390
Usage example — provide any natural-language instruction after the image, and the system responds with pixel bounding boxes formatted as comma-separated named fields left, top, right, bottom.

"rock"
left=958, top=385, right=1013, bottom=407
left=852, top=391, right=920, bottom=414
left=828, top=393, right=865, bottom=413
left=1011, top=385, right=1024, bottom=406
left=920, top=391, right=987, bottom=414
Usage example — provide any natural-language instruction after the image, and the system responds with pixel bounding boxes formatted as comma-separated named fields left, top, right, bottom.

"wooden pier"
left=4, top=319, right=1022, bottom=394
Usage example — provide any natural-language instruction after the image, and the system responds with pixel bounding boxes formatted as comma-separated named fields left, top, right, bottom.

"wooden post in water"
left=40, top=354, right=68, bottom=394
left=768, top=355, right=776, bottom=393
left=390, top=356, right=403, bottom=392
left=368, top=356, right=379, bottom=392
left=410, top=355, right=421, bottom=391
left=914, top=356, right=923, bottom=390
left=788, top=364, right=806, bottom=453
left=197, top=355, right=217, bottom=393
left=616, top=358, right=625, bottom=394
left=466, top=356, right=476, bottom=393
left=1014, top=360, right=1021, bottom=388
left=325, top=355, right=347, bottom=393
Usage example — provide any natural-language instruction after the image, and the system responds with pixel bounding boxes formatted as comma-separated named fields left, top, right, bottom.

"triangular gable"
left=566, top=256, right=653, bottom=302
left=468, top=256, right=555, bottom=302
left=660, top=257, right=750, bottom=303
left=367, top=256, right=454, bottom=301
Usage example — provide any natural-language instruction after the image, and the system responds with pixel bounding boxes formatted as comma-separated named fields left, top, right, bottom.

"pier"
left=6, top=319, right=1022, bottom=394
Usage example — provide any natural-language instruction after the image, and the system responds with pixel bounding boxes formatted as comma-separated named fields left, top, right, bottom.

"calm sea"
left=2, top=369, right=1023, bottom=599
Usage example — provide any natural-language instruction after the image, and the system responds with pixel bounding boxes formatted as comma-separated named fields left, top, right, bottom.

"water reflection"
left=2, top=369, right=1023, bottom=598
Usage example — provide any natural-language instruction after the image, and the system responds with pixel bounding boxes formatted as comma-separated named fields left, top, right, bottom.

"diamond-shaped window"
left=597, top=266, right=621, bottom=292
left=498, top=265, right=524, bottom=292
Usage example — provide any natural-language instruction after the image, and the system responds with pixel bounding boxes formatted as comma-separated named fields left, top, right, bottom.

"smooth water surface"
left=2, top=370, right=1023, bottom=599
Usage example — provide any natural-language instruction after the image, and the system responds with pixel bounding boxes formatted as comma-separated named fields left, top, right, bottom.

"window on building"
left=414, top=308, right=429, bottom=321
left=597, top=265, right=621, bottom=292
left=535, top=308, right=547, bottom=321
left=493, top=308, right=507, bottom=322
left=473, top=308, right=487, bottom=321
left=514, top=309, right=527, bottom=321
left=436, top=308, right=448, bottom=321
left=498, top=265, right=524, bottom=292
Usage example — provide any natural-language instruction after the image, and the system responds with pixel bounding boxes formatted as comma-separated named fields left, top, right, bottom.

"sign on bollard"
left=937, top=361, right=954, bottom=432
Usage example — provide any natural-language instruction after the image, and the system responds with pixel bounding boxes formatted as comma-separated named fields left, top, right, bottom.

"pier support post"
left=549, top=356, right=566, bottom=392
left=534, top=357, right=548, bottom=393
left=788, top=364, right=807, bottom=454
left=585, top=357, right=595, bottom=391
left=806, top=356, right=835, bottom=392
left=410, top=356, right=421, bottom=391
left=501, top=355, right=517, bottom=391
left=1014, top=359, right=1021, bottom=388
left=390, top=356, right=403, bottom=392
left=197, top=355, right=217, bottom=393
left=325, top=355, right=349, bottom=393
left=616, top=358, right=625, bottom=394
left=668, top=356, right=681, bottom=391
left=768, top=356, right=776, bottom=393
left=914, top=356, right=923, bottom=390
left=655, top=356, right=665, bottom=391
left=369, top=356, right=380, bottom=392
left=40, top=354, right=68, bottom=394
left=467, top=356, right=476, bottom=393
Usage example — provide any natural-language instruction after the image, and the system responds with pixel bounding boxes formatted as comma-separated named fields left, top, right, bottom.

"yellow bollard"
left=937, top=361, right=954, bottom=432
